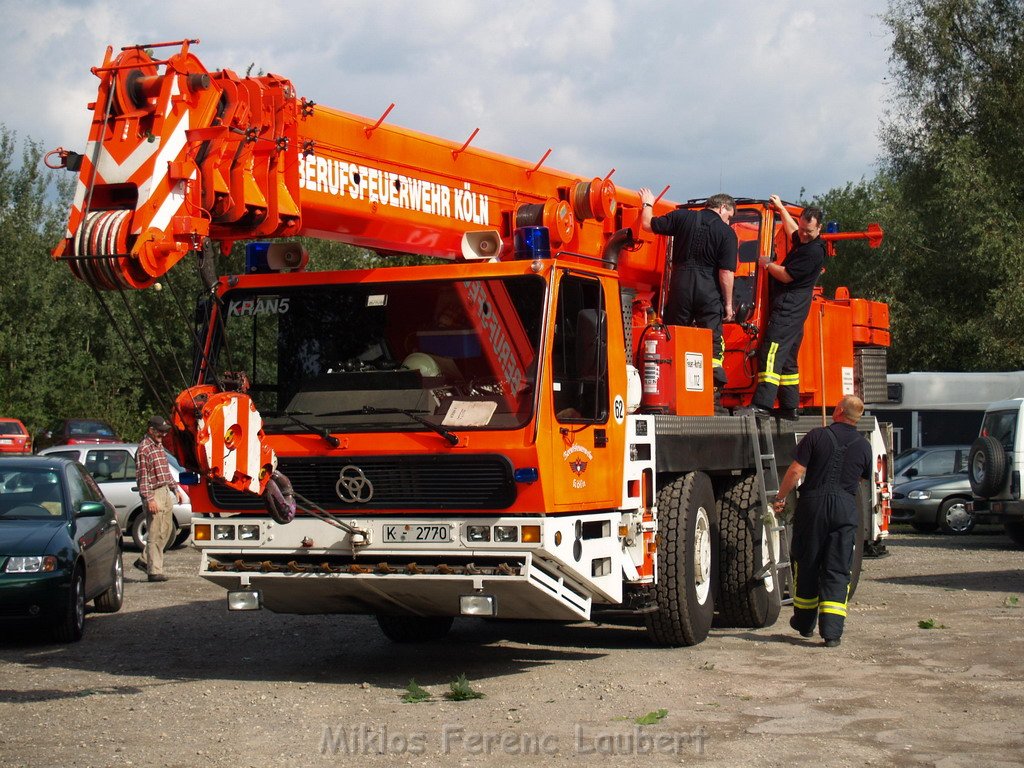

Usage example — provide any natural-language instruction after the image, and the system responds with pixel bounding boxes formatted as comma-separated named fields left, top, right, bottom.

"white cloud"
left=2, top=0, right=891, bottom=203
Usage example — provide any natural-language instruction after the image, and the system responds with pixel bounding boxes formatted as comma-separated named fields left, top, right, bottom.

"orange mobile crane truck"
left=50, top=39, right=892, bottom=646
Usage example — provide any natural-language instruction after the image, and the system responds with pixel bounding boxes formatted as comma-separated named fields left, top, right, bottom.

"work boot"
left=148, top=574, right=169, bottom=583
left=133, top=558, right=147, bottom=573
left=790, top=615, right=813, bottom=639
left=823, top=638, right=841, bottom=648
left=773, top=407, right=799, bottom=421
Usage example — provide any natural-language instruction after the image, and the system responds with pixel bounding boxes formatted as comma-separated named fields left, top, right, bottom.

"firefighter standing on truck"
left=751, top=195, right=825, bottom=419
left=773, top=395, right=871, bottom=647
left=638, top=188, right=737, bottom=389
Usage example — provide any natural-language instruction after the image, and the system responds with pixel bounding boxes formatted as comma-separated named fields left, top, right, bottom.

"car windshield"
left=69, top=420, right=116, bottom=436
left=0, top=468, right=66, bottom=519
left=0, top=422, right=24, bottom=436
left=208, top=275, right=546, bottom=434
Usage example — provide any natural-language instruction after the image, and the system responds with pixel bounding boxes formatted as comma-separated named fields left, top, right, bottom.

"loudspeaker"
left=460, top=230, right=503, bottom=261
left=266, top=243, right=309, bottom=271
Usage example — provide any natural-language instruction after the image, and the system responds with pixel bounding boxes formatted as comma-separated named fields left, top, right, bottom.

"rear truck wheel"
left=94, top=551, right=124, bottom=613
left=645, top=471, right=717, bottom=646
left=1005, top=521, right=1024, bottom=548
left=969, top=436, right=1007, bottom=497
left=847, top=480, right=870, bottom=600
left=376, top=615, right=454, bottom=643
left=715, top=474, right=781, bottom=629
left=53, top=568, right=86, bottom=643
left=938, top=497, right=976, bottom=535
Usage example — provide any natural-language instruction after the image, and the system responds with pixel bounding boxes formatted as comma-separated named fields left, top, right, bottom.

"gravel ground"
left=1, top=527, right=1023, bottom=768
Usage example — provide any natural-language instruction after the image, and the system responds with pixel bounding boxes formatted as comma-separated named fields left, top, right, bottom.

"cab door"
left=547, top=272, right=621, bottom=509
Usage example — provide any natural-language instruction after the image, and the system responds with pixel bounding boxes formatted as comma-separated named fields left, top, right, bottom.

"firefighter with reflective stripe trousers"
left=751, top=194, right=825, bottom=419
left=773, top=395, right=872, bottom=647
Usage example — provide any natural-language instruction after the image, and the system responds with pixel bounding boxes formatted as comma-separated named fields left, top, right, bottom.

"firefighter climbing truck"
left=50, top=39, right=892, bottom=646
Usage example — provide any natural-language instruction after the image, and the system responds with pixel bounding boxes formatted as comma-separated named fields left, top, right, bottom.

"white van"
left=967, top=398, right=1024, bottom=546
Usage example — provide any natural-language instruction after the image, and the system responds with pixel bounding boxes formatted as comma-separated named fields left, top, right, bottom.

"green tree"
left=870, top=0, right=1024, bottom=371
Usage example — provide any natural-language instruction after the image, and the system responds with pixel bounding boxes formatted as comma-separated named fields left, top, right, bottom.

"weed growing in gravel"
left=445, top=674, right=485, bottom=701
left=401, top=679, right=432, bottom=704
left=918, top=618, right=947, bottom=629
left=1005, top=595, right=1020, bottom=608
left=635, top=709, right=669, bottom=725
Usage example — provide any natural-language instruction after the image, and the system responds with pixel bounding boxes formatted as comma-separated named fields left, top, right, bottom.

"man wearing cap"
left=134, top=415, right=186, bottom=582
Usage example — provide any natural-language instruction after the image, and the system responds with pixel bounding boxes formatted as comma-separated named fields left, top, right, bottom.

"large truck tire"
left=645, top=471, right=717, bottom=647
left=715, top=474, right=782, bottom=629
left=969, top=436, right=1007, bottom=498
left=848, top=480, right=870, bottom=600
left=376, top=615, right=454, bottom=643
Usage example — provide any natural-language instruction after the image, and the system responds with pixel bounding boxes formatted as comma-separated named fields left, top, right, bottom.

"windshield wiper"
left=263, top=411, right=340, bottom=448
left=321, top=406, right=459, bottom=446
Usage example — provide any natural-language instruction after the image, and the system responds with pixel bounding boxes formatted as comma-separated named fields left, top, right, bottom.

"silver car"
left=38, top=443, right=193, bottom=550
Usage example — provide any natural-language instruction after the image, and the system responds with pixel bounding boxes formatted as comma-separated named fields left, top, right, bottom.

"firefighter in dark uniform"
left=751, top=195, right=825, bottom=419
left=773, top=395, right=872, bottom=647
left=638, top=189, right=737, bottom=388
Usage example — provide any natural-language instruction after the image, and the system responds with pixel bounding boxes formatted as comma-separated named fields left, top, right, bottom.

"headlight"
left=238, top=524, right=260, bottom=541
left=908, top=490, right=932, bottom=500
left=5, top=555, right=58, bottom=573
left=493, top=525, right=519, bottom=543
left=466, top=525, right=490, bottom=542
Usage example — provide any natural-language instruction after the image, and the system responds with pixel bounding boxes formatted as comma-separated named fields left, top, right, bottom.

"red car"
left=0, top=419, right=32, bottom=454
left=33, top=419, right=121, bottom=452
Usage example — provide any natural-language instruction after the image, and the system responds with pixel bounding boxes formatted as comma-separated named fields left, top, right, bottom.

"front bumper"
left=889, top=498, right=939, bottom=525
left=0, top=571, right=70, bottom=621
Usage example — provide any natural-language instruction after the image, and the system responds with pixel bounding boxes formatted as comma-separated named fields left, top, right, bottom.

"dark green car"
left=0, top=456, right=123, bottom=642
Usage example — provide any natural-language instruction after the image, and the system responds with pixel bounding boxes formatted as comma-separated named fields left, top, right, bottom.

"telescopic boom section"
left=52, top=40, right=651, bottom=291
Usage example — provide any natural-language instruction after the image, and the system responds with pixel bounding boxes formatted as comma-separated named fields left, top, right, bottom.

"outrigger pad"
left=263, top=471, right=296, bottom=525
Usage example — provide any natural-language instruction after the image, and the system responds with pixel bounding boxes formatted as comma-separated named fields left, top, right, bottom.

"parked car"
left=0, top=418, right=32, bottom=454
left=34, top=418, right=121, bottom=452
left=38, top=443, right=193, bottom=550
left=893, top=444, right=970, bottom=485
left=0, top=455, right=123, bottom=642
left=891, top=471, right=975, bottom=534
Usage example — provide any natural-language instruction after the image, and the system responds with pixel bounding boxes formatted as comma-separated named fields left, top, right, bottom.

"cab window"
left=552, top=274, right=608, bottom=423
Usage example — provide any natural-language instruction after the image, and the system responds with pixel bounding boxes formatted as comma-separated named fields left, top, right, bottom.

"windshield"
left=208, top=275, right=545, bottom=435
left=894, top=448, right=928, bottom=475
left=0, top=422, right=24, bottom=436
left=0, top=468, right=66, bottom=519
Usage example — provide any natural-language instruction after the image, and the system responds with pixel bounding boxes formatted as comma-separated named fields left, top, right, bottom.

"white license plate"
left=382, top=524, right=452, bottom=544
left=0, top=439, right=11, bottom=445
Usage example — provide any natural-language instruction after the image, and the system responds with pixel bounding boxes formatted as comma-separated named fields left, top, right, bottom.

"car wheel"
left=131, top=512, right=177, bottom=552
left=171, top=527, right=191, bottom=549
left=938, top=497, right=975, bottom=535
left=53, top=568, right=86, bottom=643
left=94, top=551, right=124, bottom=612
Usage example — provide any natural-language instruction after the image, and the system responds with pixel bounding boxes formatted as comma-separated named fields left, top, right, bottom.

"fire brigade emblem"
left=336, top=465, right=374, bottom=503
left=569, top=457, right=588, bottom=476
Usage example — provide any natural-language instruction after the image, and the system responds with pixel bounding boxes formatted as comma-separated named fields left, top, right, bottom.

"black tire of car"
left=94, top=551, right=124, bottom=613
left=847, top=480, right=870, bottom=600
left=645, top=471, right=717, bottom=646
left=714, top=473, right=782, bottom=629
left=938, top=497, right=976, bottom=535
left=969, top=436, right=1007, bottom=498
left=130, top=510, right=177, bottom=552
left=376, top=615, right=454, bottom=643
left=1004, top=521, right=1024, bottom=548
left=53, top=568, right=86, bottom=643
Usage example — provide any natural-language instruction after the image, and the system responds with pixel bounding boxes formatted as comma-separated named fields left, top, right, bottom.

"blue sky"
left=2, top=0, right=893, bottom=203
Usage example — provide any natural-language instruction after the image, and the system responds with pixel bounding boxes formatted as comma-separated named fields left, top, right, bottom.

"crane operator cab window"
left=729, top=207, right=763, bottom=325
left=552, top=274, right=608, bottom=423
left=208, top=275, right=545, bottom=437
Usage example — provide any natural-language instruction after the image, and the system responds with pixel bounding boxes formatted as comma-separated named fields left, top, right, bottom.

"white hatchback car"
left=38, top=443, right=194, bottom=550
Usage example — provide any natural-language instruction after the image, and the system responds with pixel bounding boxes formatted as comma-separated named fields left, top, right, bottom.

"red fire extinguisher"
left=637, top=320, right=674, bottom=413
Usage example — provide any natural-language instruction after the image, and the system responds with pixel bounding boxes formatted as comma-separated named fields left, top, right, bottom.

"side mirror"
left=77, top=501, right=107, bottom=518
left=905, top=467, right=918, bottom=479
left=178, top=471, right=201, bottom=486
